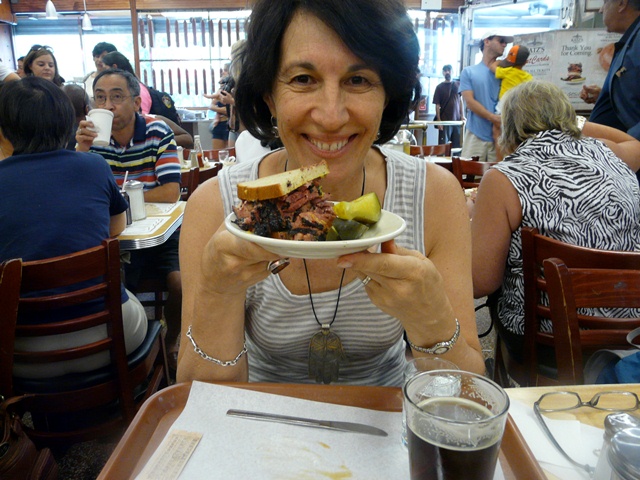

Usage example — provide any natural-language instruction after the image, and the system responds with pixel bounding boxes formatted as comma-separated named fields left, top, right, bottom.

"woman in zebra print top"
left=472, top=80, right=640, bottom=362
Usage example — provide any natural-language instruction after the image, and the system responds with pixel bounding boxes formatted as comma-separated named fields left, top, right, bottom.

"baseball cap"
left=499, top=45, right=530, bottom=67
left=481, top=31, right=515, bottom=43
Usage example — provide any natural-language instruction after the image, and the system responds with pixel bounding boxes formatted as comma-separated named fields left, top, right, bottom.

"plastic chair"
left=543, top=257, right=640, bottom=385
left=493, top=227, right=640, bottom=387
left=0, top=238, right=170, bottom=448
left=451, top=156, right=494, bottom=188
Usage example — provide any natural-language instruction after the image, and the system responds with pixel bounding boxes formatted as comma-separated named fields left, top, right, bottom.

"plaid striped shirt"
left=90, top=113, right=180, bottom=189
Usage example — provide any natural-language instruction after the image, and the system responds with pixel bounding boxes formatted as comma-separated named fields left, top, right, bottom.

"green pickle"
left=333, top=192, right=381, bottom=224
left=330, top=218, right=369, bottom=240
left=328, top=192, right=381, bottom=241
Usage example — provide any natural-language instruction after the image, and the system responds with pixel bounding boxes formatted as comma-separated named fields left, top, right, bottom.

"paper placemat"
left=139, top=382, right=506, bottom=480
left=122, top=216, right=169, bottom=236
left=145, top=202, right=179, bottom=216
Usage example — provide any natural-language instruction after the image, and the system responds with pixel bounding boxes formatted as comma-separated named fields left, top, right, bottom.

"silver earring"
left=271, top=116, right=279, bottom=139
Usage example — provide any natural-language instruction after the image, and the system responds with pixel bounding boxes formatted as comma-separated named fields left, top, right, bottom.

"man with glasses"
left=460, top=31, right=513, bottom=162
left=75, top=68, right=182, bottom=373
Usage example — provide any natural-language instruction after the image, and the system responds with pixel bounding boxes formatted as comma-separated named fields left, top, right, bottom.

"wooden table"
left=118, top=202, right=185, bottom=250
left=506, top=383, right=640, bottom=480
left=98, top=382, right=545, bottom=480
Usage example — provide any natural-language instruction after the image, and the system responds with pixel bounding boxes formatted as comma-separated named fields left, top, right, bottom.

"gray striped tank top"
left=219, top=147, right=426, bottom=385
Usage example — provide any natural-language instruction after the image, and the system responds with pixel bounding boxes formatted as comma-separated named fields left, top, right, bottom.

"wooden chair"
left=493, top=227, right=640, bottom=387
left=180, top=166, right=199, bottom=201
left=451, top=156, right=494, bottom=188
left=198, top=162, right=223, bottom=185
left=543, top=257, right=640, bottom=385
left=0, top=238, right=169, bottom=448
left=409, top=143, right=452, bottom=157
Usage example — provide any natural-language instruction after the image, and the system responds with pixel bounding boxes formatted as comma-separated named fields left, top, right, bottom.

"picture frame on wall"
left=585, top=0, right=604, bottom=12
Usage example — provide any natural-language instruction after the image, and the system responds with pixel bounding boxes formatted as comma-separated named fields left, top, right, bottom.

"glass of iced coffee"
left=403, top=370, right=510, bottom=480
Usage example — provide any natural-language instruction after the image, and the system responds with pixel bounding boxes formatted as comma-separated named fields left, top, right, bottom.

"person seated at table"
left=23, top=45, right=65, bottom=86
left=0, top=77, right=147, bottom=378
left=75, top=68, right=183, bottom=371
left=472, top=80, right=640, bottom=364
left=62, top=83, right=91, bottom=150
left=100, top=52, right=193, bottom=149
left=176, top=0, right=485, bottom=386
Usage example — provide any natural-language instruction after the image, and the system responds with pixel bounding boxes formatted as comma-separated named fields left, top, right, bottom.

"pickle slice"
left=333, top=192, right=382, bottom=225
left=331, top=218, right=369, bottom=240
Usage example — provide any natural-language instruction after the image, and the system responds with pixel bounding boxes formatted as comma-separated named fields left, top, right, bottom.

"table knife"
left=226, top=409, right=388, bottom=437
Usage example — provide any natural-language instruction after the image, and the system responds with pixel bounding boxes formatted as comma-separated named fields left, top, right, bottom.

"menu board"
left=513, top=29, right=622, bottom=111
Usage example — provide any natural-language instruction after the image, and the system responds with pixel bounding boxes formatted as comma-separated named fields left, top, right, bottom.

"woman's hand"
left=336, top=240, right=451, bottom=333
left=199, top=225, right=283, bottom=297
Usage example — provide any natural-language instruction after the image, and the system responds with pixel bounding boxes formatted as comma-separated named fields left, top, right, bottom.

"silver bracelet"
left=407, top=318, right=460, bottom=355
left=576, top=115, right=587, bottom=131
left=186, top=325, right=247, bottom=367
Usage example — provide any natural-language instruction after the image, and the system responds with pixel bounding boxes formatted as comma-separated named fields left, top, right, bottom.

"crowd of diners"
left=0, top=0, right=638, bottom=394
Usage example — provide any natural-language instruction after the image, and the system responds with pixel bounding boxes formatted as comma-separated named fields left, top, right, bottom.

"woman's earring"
left=376, top=131, right=381, bottom=140
left=271, top=116, right=279, bottom=139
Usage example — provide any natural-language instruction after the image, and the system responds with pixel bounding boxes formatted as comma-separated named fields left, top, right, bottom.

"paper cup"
left=87, top=109, right=114, bottom=146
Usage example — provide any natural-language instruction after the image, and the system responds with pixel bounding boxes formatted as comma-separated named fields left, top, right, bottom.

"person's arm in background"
left=435, top=103, right=443, bottom=131
left=146, top=128, right=181, bottom=203
left=580, top=84, right=601, bottom=104
left=471, top=168, right=522, bottom=298
left=461, top=90, right=501, bottom=128
left=155, top=114, right=194, bottom=149
left=583, top=121, right=640, bottom=172
left=109, top=212, right=126, bottom=237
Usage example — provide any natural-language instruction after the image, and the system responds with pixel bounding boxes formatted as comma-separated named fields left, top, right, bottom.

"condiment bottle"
left=608, top=427, right=640, bottom=480
left=120, top=190, right=132, bottom=225
left=124, top=180, right=147, bottom=222
left=193, top=134, right=205, bottom=168
left=594, top=413, right=640, bottom=479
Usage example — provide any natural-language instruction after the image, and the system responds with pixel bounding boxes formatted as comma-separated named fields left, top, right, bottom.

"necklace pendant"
left=308, top=326, right=346, bottom=384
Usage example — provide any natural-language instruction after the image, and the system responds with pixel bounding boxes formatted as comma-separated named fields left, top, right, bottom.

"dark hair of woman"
left=101, top=52, right=136, bottom=77
left=235, top=0, right=421, bottom=144
left=23, top=46, right=65, bottom=86
left=0, top=77, right=74, bottom=154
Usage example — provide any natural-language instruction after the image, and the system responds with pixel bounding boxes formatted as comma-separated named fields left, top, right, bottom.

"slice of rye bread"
left=237, top=160, right=330, bottom=201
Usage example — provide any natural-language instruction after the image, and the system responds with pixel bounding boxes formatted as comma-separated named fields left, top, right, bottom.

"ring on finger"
left=361, top=275, right=372, bottom=286
left=267, top=258, right=290, bottom=275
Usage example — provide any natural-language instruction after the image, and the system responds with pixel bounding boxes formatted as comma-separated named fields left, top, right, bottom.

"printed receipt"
left=136, top=430, right=203, bottom=480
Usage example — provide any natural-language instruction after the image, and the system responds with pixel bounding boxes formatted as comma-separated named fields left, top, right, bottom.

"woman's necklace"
left=305, top=162, right=366, bottom=384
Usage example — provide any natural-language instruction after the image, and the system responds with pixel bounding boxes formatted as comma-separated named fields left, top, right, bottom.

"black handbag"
left=0, top=396, right=59, bottom=480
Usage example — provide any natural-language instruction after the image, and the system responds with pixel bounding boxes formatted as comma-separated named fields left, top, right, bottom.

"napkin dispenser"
left=124, top=180, right=146, bottom=221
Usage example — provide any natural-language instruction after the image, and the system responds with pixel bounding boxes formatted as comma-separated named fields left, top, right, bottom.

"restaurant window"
left=12, top=8, right=462, bottom=116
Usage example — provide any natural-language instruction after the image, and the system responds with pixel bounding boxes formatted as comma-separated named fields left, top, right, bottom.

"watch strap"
left=407, top=318, right=460, bottom=355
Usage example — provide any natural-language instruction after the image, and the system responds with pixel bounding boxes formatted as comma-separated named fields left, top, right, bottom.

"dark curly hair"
left=235, top=0, right=421, bottom=145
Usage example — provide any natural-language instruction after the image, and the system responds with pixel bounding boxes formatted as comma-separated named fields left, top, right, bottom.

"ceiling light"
left=81, top=0, right=92, bottom=30
left=45, top=0, right=58, bottom=20
left=82, top=12, right=93, bottom=30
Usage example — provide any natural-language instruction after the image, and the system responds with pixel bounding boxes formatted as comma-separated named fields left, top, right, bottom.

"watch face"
left=432, top=346, right=450, bottom=355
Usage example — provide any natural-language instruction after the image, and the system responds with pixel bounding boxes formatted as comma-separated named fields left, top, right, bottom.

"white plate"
left=225, top=209, right=406, bottom=259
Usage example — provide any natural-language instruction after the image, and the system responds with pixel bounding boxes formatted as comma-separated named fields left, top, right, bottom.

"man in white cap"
left=459, top=31, right=513, bottom=162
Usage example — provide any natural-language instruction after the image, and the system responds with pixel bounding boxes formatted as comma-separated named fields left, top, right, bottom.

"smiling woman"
left=22, top=45, right=65, bottom=86
left=177, top=0, right=486, bottom=387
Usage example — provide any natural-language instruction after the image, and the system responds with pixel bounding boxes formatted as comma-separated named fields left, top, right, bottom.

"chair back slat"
left=517, top=227, right=640, bottom=386
left=451, top=156, right=496, bottom=188
left=180, top=166, right=199, bottom=200
left=0, top=237, right=168, bottom=448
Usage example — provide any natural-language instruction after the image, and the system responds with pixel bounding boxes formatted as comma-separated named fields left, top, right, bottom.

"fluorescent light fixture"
left=82, top=12, right=93, bottom=30
left=45, top=0, right=58, bottom=20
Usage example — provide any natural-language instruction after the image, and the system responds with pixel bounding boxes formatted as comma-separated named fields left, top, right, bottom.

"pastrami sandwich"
left=233, top=160, right=336, bottom=241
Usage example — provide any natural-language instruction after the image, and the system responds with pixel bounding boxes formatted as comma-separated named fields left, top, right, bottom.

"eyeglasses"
left=533, top=391, right=640, bottom=476
left=29, top=44, right=53, bottom=53
left=93, top=93, right=132, bottom=106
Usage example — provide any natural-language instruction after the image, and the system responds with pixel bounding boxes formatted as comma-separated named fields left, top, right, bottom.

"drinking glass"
left=218, top=149, right=229, bottom=163
left=404, top=370, right=510, bottom=480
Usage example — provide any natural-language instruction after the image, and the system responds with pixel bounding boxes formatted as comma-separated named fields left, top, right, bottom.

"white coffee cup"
left=87, top=109, right=114, bottom=146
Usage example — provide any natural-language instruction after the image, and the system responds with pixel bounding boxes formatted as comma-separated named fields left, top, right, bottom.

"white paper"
left=142, top=382, right=506, bottom=480
left=145, top=202, right=179, bottom=216
left=121, top=216, right=168, bottom=235
left=508, top=399, right=604, bottom=480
